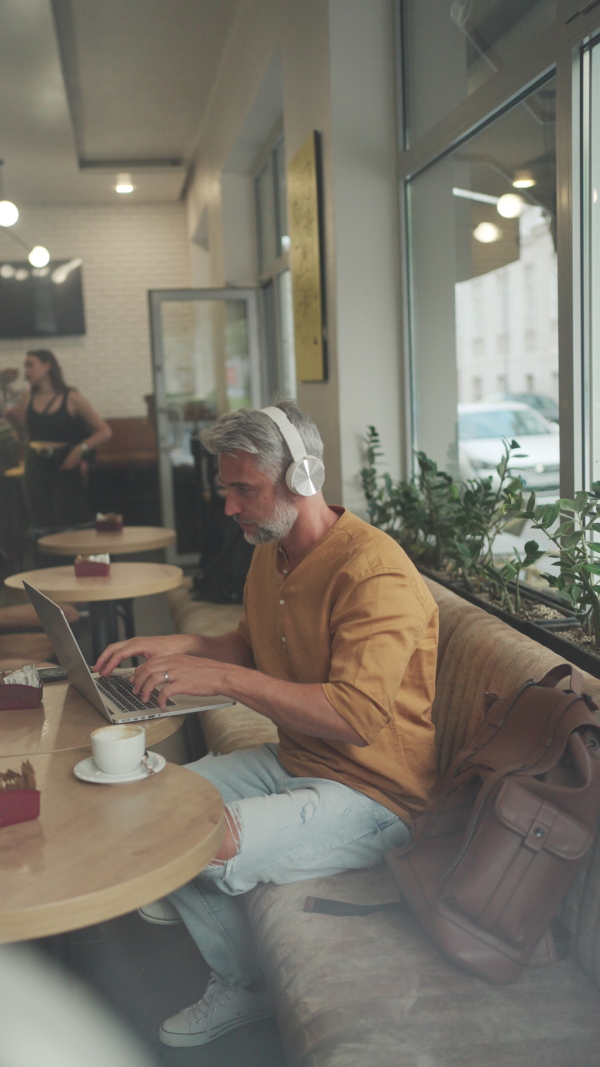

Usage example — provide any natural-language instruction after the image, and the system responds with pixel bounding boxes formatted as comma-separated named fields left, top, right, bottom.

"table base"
left=89, top=599, right=136, bottom=661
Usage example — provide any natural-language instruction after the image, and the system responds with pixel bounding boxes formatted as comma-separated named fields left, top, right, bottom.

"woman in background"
left=6, top=349, right=111, bottom=529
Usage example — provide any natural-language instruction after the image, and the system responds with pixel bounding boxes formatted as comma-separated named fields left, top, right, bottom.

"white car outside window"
left=458, top=401, right=560, bottom=492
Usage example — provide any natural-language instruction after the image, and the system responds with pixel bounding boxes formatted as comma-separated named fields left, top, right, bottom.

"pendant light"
left=0, top=161, right=50, bottom=265
left=0, top=160, right=18, bottom=227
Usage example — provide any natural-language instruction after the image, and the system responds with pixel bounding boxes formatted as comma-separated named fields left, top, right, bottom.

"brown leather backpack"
left=384, top=664, right=600, bottom=984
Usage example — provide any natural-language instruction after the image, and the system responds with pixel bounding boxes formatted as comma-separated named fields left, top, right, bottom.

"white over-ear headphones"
left=261, top=406, right=325, bottom=497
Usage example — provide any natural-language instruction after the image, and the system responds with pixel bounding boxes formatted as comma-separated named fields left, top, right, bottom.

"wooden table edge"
left=38, top=529, right=177, bottom=556
left=0, top=807, right=224, bottom=944
left=1, top=713, right=186, bottom=758
left=4, top=564, right=183, bottom=603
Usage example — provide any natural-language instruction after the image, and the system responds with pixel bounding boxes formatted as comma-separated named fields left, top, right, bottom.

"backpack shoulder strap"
left=537, top=663, right=584, bottom=694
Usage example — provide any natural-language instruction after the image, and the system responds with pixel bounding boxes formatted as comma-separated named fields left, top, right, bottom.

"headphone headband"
left=261, top=406, right=306, bottom=464
left=260, top=405, right=325, bottom=497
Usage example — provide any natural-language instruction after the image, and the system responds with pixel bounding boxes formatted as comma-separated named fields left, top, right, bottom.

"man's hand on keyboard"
left=94, top=635, right=201, bottom=677
left=131, top=654, right=231, bottom=709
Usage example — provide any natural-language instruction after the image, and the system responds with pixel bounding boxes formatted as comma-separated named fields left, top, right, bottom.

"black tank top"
left=26, top=389, right=89, bottom=445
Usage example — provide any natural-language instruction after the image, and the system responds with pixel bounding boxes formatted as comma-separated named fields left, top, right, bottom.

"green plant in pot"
left=361, top=428, right=463, bottom=568
left=361, top=427, right=422, bottom=544
left=449, top=440, right=531, bottom=592
left=362, top=429, right=540, bottom=602
left=413, top=451, right=465, bottom=571
left=481, top=541, right=546, bottom=613
left=520, top=485, right=600, bottom=645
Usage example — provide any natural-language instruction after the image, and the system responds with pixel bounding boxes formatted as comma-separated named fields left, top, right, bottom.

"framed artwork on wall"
left=287, top=131, right=327, bottom=382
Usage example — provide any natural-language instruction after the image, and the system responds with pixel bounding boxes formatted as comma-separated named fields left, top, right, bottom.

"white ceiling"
left=0, top=0, right=243, bottom=205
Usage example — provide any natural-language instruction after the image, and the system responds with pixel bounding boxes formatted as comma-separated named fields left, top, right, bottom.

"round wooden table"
left=37, top=526, right=176, bottom=557
left=0, top=748, right=224, bottom=943
left=5, top=562, right=183, bottom=660
left=0, top=679, right=184, bottom=758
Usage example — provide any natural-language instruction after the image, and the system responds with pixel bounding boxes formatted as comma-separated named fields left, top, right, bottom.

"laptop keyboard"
left=96, top=675, right=176, bottom=714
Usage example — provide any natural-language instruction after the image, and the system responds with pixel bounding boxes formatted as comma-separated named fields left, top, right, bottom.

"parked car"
left=492, top=392, right=559, bottom=423
left=458, top=401, right=560, bottom=492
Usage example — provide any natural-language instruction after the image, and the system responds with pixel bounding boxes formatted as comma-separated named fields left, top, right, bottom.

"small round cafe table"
left=0, top=747, right=224, bottom=943
left=37, top=526, right=176, bottom=557
left=0, top=679, right=184, bottom=759
left=4, top=562, right=183, bottom=662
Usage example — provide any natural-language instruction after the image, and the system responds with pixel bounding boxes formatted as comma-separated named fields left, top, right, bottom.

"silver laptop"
left=23, top=580, right=234, bottom=724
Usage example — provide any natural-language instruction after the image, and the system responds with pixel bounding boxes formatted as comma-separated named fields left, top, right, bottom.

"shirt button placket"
left=279, top=562, right=287, bottom=647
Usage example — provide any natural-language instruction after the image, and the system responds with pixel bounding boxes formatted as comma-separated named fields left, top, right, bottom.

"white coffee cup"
left=91, top=724, right=146, bottom=775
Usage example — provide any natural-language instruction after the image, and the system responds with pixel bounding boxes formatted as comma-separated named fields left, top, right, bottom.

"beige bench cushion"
left=0, top=602, right=80, bottom=632
left=167, top=580, right=244, bottom=637
left=201, top=703, right=278, bottom=754
left=423, top=577, right=600, bottom=774
left=0, top=632, right=54, bottom=667
left=247, top=868, right=600, bottom=1067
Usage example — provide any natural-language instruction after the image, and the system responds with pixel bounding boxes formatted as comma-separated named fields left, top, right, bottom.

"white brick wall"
left=0, top=202, right=191, bottom=417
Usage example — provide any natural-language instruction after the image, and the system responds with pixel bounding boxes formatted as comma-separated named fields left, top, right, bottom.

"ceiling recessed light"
left=115, top=172, right=134, bottom=194
left=512, top=170, right=536, bottom=189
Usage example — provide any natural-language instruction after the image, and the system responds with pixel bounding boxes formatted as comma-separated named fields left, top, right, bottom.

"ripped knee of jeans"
left=208, top=803, right=243, bottom=868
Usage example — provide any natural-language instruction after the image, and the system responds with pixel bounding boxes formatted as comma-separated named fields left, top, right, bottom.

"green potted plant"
left=361, top=428, right=600, bottom=677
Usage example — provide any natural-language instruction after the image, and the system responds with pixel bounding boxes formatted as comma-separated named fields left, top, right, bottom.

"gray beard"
left=236, top=496, right=298, bottom=545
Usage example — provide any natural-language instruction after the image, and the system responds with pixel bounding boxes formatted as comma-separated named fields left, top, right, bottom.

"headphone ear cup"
left=286, top=456, right=325, bottom=497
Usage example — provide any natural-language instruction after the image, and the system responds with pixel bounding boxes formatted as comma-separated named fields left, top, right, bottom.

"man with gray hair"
left=96, top=400, right=439, bottom=1048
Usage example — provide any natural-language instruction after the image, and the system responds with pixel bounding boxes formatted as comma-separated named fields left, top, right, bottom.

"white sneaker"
left=137, top=898, right=182, bottom=925
left=159, top=974, right=275, bottom=1046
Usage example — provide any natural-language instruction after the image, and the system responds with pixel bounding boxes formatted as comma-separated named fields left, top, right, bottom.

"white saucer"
left=73, top=751, right=166, bottom=784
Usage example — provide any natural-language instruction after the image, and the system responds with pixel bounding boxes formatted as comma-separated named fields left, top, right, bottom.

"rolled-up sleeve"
left=321, top=571, right=430, bottom=744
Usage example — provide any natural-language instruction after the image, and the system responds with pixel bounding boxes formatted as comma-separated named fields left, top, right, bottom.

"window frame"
left=396, top=2, right=600, bottom=495
left=253, top=128, right=296, bottom=400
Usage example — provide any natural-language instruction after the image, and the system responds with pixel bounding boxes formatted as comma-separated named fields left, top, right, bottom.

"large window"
left=400, top=0, right=600, bottom=499
left=255, top=134, right=296, bottom=399
left=402, top=0, right=556, bottom=145
left=409, top=80, right=558, bottom=492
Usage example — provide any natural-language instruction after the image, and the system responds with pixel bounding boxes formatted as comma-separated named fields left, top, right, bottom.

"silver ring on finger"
left=164, top=671, right=170, bottom=684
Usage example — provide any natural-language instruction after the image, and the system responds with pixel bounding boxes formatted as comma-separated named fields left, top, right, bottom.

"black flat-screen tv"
left=0, top=258, right=85, bottom=339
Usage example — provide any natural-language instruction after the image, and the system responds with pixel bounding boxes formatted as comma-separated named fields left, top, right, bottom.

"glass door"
left=148, top=288, right=260, bottom=565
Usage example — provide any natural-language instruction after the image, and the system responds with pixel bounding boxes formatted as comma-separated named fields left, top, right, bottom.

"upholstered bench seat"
left=168, top=577, right=600, bottom=1067
left=248, top=871, right=600, bottom=1067
left=0, top=632, right=55, bottom=670
left=0, top=601, right=80, bottom=632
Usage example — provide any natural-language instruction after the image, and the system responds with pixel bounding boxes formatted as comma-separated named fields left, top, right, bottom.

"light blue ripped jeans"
left=167, top=742, right=410, bottom=989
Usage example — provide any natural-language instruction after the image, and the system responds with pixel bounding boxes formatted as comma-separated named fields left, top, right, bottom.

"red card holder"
left=95, top=515, right=123, bottom=532
left=0, top=789, right=41, bottom=828
left=0, top=683, right=43, bottom=710
left=74, top=560, right=110, bottom=576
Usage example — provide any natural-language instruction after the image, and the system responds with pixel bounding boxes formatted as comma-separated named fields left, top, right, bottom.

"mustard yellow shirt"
left=236, top=508, right=440, bottom=822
